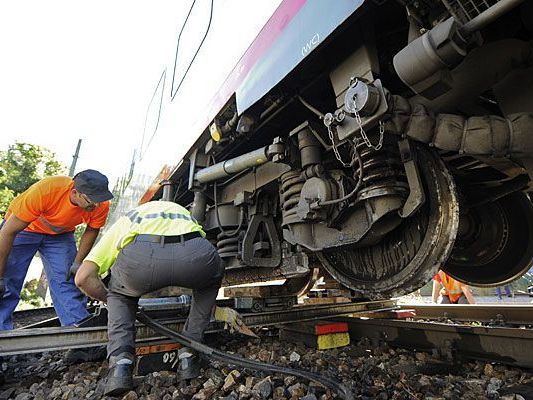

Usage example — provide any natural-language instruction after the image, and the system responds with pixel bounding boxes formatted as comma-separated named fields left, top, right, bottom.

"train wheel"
left=442, top=192, right=533, bottom=286
left=317, top=146, right=459, bottom=299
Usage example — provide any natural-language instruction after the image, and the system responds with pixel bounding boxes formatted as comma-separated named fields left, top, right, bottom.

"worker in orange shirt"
left=0, top=170, right=113, bottom=330
left=432, top=270, right=476, bottom=304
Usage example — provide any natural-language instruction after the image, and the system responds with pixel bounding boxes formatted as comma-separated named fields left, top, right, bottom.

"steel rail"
left=335, top=316, right=533, bottom=369
left=401, top=303, right=533, bottom=325
left=0, top=299, right=395, bottom=356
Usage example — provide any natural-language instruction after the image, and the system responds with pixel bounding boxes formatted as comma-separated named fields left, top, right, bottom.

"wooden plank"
left=315, top=282, right=343, bottom=289
left=303, top=297, right=352, bottom=305
left=224, top=286, right=274, bottom=298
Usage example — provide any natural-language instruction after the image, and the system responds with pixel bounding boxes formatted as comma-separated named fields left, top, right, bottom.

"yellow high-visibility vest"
left=85, top=201, right=205, bottom=275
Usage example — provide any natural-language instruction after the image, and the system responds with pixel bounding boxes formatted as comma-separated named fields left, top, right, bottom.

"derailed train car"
left=128, top=0, right=533, bottom=299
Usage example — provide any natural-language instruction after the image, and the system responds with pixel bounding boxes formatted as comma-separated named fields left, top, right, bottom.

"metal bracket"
left=335, top=79, right=389, bottom=141
left=242, top=214, right=281, bottom=267
left=398, top=139, right=426, bottom=218
left=279, top=246, right=310, bottom=278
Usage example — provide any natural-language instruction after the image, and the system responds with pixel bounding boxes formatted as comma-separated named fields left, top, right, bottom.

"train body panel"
left=116, top=0, right=533, bottom=297
left=234, top=0, right=364, bottom=114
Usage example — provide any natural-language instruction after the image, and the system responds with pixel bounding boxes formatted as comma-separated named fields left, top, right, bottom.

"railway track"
left=335, top=316, right=533, bottom=370
left=400, top=303, right=533, bottom=326
left=1, top=299, right=395, bottom=356
left=4, top=301, right=533, bottom=371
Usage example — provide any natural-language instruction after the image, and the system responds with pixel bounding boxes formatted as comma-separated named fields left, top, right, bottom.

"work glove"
left=0, top=277, right=5, bottom=297
left=213, top=306, right=257, bottom=337
left=214, top=306, right=241, bottom=332
left=66, top=261, right=81, bottom=281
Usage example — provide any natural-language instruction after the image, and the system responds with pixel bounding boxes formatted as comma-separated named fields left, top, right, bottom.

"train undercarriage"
left=160, top=0, right=533, bottom=299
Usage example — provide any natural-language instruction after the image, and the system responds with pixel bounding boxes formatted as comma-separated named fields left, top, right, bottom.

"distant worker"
left=0, top=170, right=113, bottom=330
left=432, top=270, right=475, bottom=304
left=496, top=285, right=513, bottom=300
left=74, top=200, right=224, bottom=396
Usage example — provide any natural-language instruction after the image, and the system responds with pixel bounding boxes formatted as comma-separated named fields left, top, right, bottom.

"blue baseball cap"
left=73, top=169, right=114, bottom=203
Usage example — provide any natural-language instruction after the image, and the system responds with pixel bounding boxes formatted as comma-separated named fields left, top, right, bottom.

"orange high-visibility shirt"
left=6, top=176, right=110, bottom=235
left=434, top=271, right=464, bottom=303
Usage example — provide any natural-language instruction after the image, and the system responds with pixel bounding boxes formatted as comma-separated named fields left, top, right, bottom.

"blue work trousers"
left=0, top=230, right=90, bottom=330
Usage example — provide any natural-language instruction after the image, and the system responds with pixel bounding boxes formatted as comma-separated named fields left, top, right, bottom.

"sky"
left=0, top=0, right=281, bottom=187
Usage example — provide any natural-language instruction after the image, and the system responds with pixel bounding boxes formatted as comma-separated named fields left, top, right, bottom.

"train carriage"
left=116, top=0, right=533, bottom=299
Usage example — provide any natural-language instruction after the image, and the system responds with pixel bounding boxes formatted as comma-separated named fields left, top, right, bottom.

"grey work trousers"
left=106, top=236, right=224, bottom=359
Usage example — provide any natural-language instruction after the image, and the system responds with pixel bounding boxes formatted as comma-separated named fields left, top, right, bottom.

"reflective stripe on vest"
left=38, top=216, right=69, bottom=234
left=126, top=210, right=197, bottom=225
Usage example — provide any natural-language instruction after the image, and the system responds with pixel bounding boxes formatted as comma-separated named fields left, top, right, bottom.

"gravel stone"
left=49, top=387, right=62, bottom=398
left=121, top=391, right=138, bottom=400
left=245, top=376, right=256, bottom=390
left=220, top=392, right=239, bottom=400
left=191, top=387, right=216, bottom=400
left=222, top=370, right=240, bottom=392
left=273, top=386, right=286, bottom=399
left=1, top=330, right=531, bottom=400
left=289, top=352, right=301, bottom=362
left=484, top=364, right=495, bottom=376
left=253, top=376, right=272, bottom=398
left=14, top=394, right=32, bottom=400
left=287, top=382, right=306, bottom=398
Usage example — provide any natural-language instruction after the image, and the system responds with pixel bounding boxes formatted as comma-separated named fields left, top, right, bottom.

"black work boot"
left=104, top=356, right=134, bottom=396
left=177, top=347, right=200, bottom=381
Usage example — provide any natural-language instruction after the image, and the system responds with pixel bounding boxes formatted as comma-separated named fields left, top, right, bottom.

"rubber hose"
left=136, top=309, right=354, bottom=400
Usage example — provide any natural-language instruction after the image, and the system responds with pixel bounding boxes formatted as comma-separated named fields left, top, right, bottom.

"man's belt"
left=136, top=231, right=202, bottom=244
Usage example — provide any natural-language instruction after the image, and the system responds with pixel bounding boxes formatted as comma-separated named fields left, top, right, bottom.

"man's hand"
left=66, top=261, right=81, bottom=281
left=0, top=277, right=5, bottom=297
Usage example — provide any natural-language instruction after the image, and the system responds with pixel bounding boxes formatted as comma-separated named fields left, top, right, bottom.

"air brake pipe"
left=136, top=308, right=354, bottom=400
left=461, top=0, right=526, bottom=34
left=194, top=147, right=269, bottom=184
left=161, top=180, right=175, bottom=201
left=190, top=191, right=207, bottom=223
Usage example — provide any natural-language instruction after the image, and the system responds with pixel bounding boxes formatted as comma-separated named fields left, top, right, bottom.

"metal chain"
left=325, top=90, right=386, bottom=168
left=327, top=123, right=358, bottom=168
left=353, top=108, right=384, bottom=151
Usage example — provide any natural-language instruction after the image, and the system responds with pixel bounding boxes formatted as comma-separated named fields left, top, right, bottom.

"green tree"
left=20, top=279, right=45, bottom=308
left=0, top=142, right=66, bottom=217
left=0, top=167, right=14, bottom=218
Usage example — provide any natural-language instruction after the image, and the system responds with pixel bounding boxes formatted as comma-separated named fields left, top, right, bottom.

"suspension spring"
left=280, top=171, right=304, bottom=226
left=217, top=231, right=242, bottom=259
left=353, top=140, right=408, bottom=200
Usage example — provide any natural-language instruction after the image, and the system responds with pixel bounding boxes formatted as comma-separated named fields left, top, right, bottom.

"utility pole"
left=36, top=139, right=83, bottom=301
left=68, top=139, right=82, bottom=177
left=128, top=149, right=137, bottom=182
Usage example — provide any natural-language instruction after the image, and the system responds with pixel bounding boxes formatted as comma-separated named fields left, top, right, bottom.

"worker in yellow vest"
left=432, top=270, right=475, bottom=304
left=74, top=200, right=224, bottom=396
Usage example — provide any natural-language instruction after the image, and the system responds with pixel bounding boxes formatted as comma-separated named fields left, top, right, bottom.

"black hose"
left=136, top=309, right=354, bottom=400
left=317, top=145, right=363, bottom=207
left=297, top=95, right=325, bottom=119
